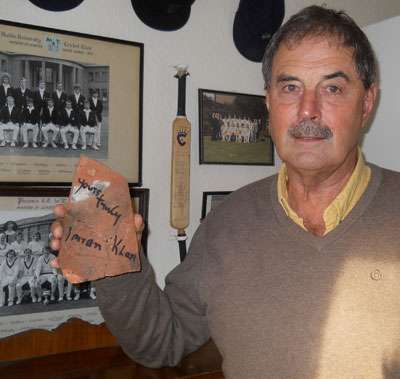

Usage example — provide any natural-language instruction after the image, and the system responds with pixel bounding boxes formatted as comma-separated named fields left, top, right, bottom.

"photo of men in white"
left=0, top=51, right=109, bottom=159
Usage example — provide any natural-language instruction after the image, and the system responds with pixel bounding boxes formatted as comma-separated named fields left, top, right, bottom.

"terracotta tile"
left=59, top=155, right=140, bottom=283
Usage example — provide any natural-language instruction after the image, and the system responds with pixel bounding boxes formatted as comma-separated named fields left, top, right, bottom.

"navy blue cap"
left=131, top=0, right=195, bottom=31
left=29, top=0, right=84, bottom=12
left=233, top=0, right=285, bottom=62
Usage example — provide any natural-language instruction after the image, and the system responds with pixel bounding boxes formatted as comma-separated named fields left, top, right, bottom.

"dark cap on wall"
left=29, top=0, right=84, bottom=12
left=131, top=0, right=196, bottom=31
left=233, top=0, right=285, bottom=63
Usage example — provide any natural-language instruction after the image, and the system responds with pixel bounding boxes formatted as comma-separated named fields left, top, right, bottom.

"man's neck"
left=285, top=150, right=358, bottom=236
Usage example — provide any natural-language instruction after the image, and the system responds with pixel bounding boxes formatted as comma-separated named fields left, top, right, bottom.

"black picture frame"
left=0, top=19, right=143, bottom=186
left=201, top=191, right=232, bottom=221
left=199, top=89, right=274, bottom=166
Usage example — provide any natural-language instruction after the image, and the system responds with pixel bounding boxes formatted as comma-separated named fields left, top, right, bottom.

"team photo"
left=0, top=194, right=102, bottom=339
left=199, top=89, right=274, bottom=165
left=0, top=51, right=109, bottom=159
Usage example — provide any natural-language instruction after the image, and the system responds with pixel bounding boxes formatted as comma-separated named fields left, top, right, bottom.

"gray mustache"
left=288, top=120, right=333, bottom=138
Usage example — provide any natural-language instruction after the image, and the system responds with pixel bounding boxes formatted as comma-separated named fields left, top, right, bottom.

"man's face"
left=74, top=87, right=80, bottom=94
left=266, top=37, right=377, bottom=176
left=84, top=102, right=90, bottom=110
left=93, top=92, right=98, bottom=98
left=2, top=77, right=9, bottom=85
left=7, top=251, right=15, bottom=260
left=57, top=84, right=63, bottom=91
left=20, top=79, right=26, bottom=88
left=33, top=234, right=39, bottom=241
left=39, top=82, right=45, bottom=90
left=7, top=97, right=14, bottom=107
left=48, top=100, right=54, bottom=108
left=66, top=101, right=72, bottom=109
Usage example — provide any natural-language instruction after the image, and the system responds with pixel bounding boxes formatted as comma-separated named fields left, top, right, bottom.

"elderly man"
left=51, top=6, right=400, bottom=378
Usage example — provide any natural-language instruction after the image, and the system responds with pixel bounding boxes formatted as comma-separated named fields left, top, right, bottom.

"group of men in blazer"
left=0, top=75, right=103, bottom=150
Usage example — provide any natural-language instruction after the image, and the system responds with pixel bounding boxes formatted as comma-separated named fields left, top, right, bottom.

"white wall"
left=362, top=15, right=400, bottom=172
left=2, top=0, right=280, bottom=287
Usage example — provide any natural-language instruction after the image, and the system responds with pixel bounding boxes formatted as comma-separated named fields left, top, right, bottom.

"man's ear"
left=361, top=83, right=377, bottom=127
left=265, top=90, right=270, bottom=112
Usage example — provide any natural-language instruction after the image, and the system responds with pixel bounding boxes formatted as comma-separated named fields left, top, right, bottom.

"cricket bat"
left=170, top=65, right=190, bottom=260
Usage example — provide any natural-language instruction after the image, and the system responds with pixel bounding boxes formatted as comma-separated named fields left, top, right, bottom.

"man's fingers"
left=54, top=204, right=67, bottom=218
left=51, top=204, right=67, bottom=251
left=51, top=220, right=64, bottom=239
left=134, top=213, right=145, bottom=233
left=50, top=257, right=60, bottom=269
left=50, top=237, right=61, bottom=252
left=134, top=213, right=145, bottom=250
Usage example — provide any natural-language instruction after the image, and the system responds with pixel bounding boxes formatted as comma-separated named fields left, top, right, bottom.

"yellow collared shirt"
left=277, top=148, right=371, bottom=235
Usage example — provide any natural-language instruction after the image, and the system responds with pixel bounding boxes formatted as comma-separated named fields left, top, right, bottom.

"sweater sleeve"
left=95, top=226, right=210, bottom=368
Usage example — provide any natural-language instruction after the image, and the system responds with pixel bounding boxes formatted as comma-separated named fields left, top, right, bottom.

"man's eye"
left=283, top=84, right=297, bottom=92
left=327, top=85, right=341, bottom=94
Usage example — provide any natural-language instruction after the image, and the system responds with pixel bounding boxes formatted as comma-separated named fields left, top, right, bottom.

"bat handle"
left=177, top=229, right=187, bottom=262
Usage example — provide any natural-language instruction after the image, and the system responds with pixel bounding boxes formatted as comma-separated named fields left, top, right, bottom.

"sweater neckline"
left=270, top=163, right=382, bottom=251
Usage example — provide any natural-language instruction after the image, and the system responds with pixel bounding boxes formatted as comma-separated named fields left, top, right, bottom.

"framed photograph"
left=0, top=19, right=143, bottom=185
left=201, top=191, right=232, bottom=221
left=0, top=186, right=149, bottom=361
left=199, top=89, right=274, bottom=165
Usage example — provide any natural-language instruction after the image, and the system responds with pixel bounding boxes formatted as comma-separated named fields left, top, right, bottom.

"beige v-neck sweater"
left=97, top=163, right=400, bottom=378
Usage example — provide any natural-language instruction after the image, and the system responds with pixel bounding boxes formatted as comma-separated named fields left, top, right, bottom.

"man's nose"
left=298, top=90, right=321, bottom=121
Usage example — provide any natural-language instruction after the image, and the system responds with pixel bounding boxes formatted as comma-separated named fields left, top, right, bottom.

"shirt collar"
left=277, top=147, right=370, bottom=235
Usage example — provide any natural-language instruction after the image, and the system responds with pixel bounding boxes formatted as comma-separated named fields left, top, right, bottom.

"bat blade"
left=170, top=116, right=191, bottom=230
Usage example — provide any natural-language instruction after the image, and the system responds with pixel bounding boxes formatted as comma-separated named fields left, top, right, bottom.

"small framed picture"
left=199, top=89, right=274, bottom=165
left=201, top=191, right=232, bottom=220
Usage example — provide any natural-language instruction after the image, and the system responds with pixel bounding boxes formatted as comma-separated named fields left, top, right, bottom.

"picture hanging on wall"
left=0, top=19, right=143, bottom=186
left=199, top=89, right=274, bottom=165
left=201, top=191, right=232, bottom=221
left=0, top=186, right=149, bottom=361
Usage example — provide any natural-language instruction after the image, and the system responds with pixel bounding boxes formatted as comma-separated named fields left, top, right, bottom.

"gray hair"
left=262, top=5, right=376, bottom=90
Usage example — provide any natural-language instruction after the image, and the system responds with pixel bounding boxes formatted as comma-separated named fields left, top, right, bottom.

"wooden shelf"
left=0, top=338, right=223, bottom=378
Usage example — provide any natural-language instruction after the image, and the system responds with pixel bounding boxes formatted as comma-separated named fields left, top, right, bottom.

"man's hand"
left=50, top=204, right=145, bottom=269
